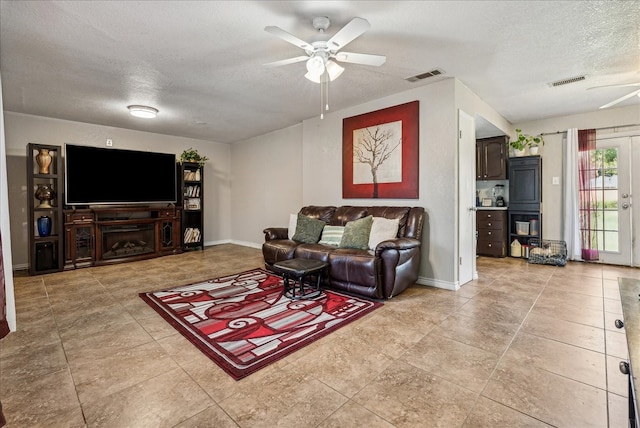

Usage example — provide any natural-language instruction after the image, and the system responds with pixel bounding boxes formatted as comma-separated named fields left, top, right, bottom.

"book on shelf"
left=183, top=227, right=201, bottom=243
left=184, top=185, right=201, bottom=197
left=183, top=169, right=201, bottom=182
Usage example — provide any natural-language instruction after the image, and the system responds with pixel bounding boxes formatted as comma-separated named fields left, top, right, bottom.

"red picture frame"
left=342, top=100, right=419, bottom=199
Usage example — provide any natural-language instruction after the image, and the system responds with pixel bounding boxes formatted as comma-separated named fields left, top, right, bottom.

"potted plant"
left=179, top=148, right=209, bottom=166
left=509, top=129, right=545, bottom=156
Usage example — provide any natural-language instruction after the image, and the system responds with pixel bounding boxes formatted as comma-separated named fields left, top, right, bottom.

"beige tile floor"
left=1, top=243, right=639, bottom=427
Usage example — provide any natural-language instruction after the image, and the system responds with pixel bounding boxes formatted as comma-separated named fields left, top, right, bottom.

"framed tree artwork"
left=342, top=100, right=419, bottom=199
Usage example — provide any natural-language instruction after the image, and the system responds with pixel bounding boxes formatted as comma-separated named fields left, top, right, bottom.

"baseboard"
left=204, top=239, right=232, bottom=247
left=12, top=263, right=28, bottom=272
left=229, top=240, right=262, bottom=249
left=416, top=275, right=460, bottom=291
left=203, top=239, right=261, bottom=250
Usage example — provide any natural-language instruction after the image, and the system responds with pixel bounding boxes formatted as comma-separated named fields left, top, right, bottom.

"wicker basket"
left=528, top=239, right=567, bottom=266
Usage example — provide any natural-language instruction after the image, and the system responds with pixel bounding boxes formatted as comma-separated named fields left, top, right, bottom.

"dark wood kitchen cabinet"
left=476, top=136, right=508, bottom=180
left=476, top=209, right=508, bottom=257
left=508, top=155, right=542, bottom=249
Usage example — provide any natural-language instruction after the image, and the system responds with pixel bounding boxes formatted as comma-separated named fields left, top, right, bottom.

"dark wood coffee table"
left=272, top=258, right=328, bottom=300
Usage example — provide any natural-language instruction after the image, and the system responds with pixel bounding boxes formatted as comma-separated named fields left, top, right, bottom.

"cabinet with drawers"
left=476, top=209, right=508, bottom=257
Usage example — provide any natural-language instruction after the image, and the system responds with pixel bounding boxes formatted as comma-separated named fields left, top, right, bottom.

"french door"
left=590, top=134, right=636, bottom=266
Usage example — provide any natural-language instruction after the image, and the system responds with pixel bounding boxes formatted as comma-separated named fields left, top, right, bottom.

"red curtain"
left=578, top=129, right=599, bottom=261
left=0, top=232, right=8, bottom=339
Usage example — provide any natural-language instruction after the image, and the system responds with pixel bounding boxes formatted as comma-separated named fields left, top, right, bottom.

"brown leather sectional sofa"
left=262, top=205, right=425, bottom=299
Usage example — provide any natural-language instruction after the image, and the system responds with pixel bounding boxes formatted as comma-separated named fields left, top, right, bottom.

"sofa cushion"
left=262, top=240, right=298, bottom=265
left=368, top=217, right=400, bottom=250
left=292, top=213, right=326, bottom=243
left=300, top=206, right=337, bottom=224
left=339, top=215, right=373, bottom=250
left=330, top=206, right=368, bottom=226
left=294, top=244, right=333, bottom=263
left=318, top=225, right=345, bottom=246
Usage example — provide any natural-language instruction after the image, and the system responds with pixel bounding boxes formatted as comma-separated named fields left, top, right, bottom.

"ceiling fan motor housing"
left=312, top=16, right=330, bottom=32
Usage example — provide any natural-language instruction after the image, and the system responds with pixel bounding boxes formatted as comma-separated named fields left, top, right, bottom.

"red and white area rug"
left=140, top=268, right=382, bottom=380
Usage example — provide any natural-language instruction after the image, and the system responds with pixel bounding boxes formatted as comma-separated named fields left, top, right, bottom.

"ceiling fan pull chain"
left=320, top=78, right=325, bottom=119
left=325, top=73, right=330, bottom=111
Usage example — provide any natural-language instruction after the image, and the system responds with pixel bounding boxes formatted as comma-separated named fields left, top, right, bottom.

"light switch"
left=552, top=176, right=560, bottom=185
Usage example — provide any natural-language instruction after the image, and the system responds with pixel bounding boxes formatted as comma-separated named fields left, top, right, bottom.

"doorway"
left=590, top=133, right=638, bottom=266
left=458, top=110, right=475, bottom=287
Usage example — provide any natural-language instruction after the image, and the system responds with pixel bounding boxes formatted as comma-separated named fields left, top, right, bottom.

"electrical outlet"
left=106, top=139, right=113, bottom=147
left=552, top=176, right=560, bottom=185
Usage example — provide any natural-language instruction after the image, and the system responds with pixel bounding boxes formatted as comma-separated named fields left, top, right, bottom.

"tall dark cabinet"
left=178, top=162, right=204, bottom=250
left=27, top=143, right=64, bottom=274
left=508, top=156, right=542, bottom=251
left=476, top=136, right=508, bottom=180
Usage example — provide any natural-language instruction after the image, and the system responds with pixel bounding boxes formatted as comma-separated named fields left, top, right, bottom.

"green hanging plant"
left=179, top=148, right=209, bottom=166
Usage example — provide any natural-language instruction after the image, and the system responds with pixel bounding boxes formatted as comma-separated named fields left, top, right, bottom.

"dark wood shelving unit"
left=27, top=143, right=64, bottom=275
left=178, top=162, right=204, bottom=250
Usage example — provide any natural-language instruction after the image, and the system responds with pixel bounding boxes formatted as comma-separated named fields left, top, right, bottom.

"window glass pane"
left=592, top=210, right=604, bottom=230
left=603, top=189, right=618, bottom=209
left=604, top=231, right=619, bottom=252
left=603, top=210, right=619, bottom=232
left=603, top=170, right=618, bottom=189
left=595, top=230, right=604, bottom=251
left=593, top=150, right=603, bottom=168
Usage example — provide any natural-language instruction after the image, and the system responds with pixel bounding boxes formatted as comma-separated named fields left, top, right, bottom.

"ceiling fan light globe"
left=304, top=71, right=321, bottom=83
left=306, top=56, right=325, bottom=76
left=326, top=61, right=344, bottom=81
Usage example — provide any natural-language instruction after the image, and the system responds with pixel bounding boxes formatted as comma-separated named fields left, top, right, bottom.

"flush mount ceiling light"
left=127, top=105, right=158, bottom=119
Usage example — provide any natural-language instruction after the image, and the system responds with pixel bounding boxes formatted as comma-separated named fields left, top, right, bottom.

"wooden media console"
left=64, top=206, right=182, bottom=269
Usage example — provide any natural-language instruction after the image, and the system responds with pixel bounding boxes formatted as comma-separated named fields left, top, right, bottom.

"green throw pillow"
left=292, top=213, right=326, bottom=243
left=339, top=215, right=373, bottom=250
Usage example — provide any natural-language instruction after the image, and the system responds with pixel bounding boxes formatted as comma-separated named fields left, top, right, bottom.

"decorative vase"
left=529, top=146, right=539, bottom=155
left=513, top=149, right=526, bottom=157
left=37, top=216, right=52, bottom=237
left=36, top=148, right=53, bottom=174
left=35, top=184, right=56, bottom=208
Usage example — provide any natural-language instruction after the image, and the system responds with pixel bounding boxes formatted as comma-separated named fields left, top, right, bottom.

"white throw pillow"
left=368, top=217, right=400, bottom=250
left=288, top=213, right=297, bottom=240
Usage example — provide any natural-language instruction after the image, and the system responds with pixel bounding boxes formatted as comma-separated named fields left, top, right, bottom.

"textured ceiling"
left=1, top=1, right=639, bottom=143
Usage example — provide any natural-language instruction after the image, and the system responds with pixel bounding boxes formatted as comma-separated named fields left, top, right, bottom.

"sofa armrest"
left=263, top=227, right=289, bottom=241
left=374, top=237, right=421, bottom=255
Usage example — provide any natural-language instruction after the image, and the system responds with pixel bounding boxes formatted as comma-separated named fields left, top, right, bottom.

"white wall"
left=230, top=124, right=303, bottom=247
left=0, top=73, right=16, bottom=332
left=3, top=112, right=232, bottom=268
left=228, top=78, right=511, bottom=288
left=514, top=105, right=640, bottom=240
left=301, top=79, right=458, bottom=286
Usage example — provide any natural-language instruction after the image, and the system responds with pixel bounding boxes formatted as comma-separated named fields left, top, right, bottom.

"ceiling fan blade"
left=264, top=26, right=311, bottom=50
left=588, top=82, right=640, bottom=90
left=263, top=56, right=309, bottom=67
left=327, top=17, right=370, bottom=51
left=334, top=52, right=386, bottom=66
left=599, top=88, right=640, bottom=109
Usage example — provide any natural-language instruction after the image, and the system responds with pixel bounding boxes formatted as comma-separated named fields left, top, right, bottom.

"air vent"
left=406, top=68, right=445, bottom=82
left=549, top=75, right=587, bottom=87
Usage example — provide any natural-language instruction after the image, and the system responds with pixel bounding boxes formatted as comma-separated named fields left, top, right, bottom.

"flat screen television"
left=65, top=144, right=177, bottom=206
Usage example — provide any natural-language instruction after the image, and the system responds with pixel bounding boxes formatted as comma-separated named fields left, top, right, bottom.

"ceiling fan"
left=588, top=83, right=640, bottom=109
left=264, top=16, right=386, bottom=83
